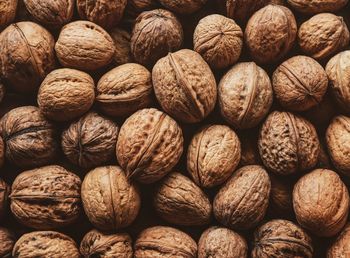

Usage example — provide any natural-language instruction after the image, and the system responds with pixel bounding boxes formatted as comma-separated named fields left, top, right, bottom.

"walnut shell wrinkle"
left=110, top=27, right=133, bottom=65
left=0, top=178, right=10, bottom=220
left=159, top=0, right=207, bottom=14
left=328, top=224, right=350, bottom=258
left=287, top=0, right=348, bottom=14
left=0, top=227, right=15, bottom=258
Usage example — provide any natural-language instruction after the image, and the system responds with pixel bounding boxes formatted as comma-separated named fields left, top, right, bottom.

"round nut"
left=0, top=0, right=18, bottom=28
left=287, top=0, right=348, bottom=14
left=158, top=0, right=207, bottom=14
left=110, top=27, right=133, bottom=65
left=0, top=178, right=10, bottom=220
left=303, top=94, right=336, bottom=127
left=0, top=227, right=15, bottom=257
left=269, top=175, right=294, bottom=217
left=328, top=224, right=350, bottom=258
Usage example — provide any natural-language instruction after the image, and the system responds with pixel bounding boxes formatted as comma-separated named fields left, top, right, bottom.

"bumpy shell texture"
left=287, top=0, right=348, bottom=14
left=0, top=0, right=18, bottom=28
left=328, top=224, right=350, bottom=257
left=110, top=27, right=133, bottom=65
left=0, top=227, right=15, bottom=257
left=159, top=0, right=207, bottom=14
left=0, top=178, right=10, bottom=219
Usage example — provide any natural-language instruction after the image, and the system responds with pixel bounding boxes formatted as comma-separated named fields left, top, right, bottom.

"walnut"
left=213, top=165, right=271, bottom=230
left=134, top=226, right=197, bottom=258
left=258, top=111, right=320, bottom=175
left=245, top=5, right=297, bottom=64
left=239, top=131, right=262, bottom=167
left=0, top=136, right=4, bottom=168
left=38, top=68, right=95, bottom=121
left=328, top=224, right=350, bottom=258
left=287, top=0, right=348, bottom=14
left=252, top=219, right=313, bottom=258
left=125, top=0, right=159, bottom=19
left=62, top=112, right=119, bottom=168
left=110, top=28, right=133, bottom=65
left=293, top=169, right=349, bottom=237
left=81, top=166, right=140, bottom=231
left=269, top=175, right=294, bottom=218
left=80, top=229, right=133, bottom=258
left=0, top=0, right=18, bottom=28
left=187, top=125, right=241, bottom=188
left=116, top=108, right=183, bottom=184
left=0, top=178, right=10, bottom=220
left=55, top=21, right=115, bottom=71
left=303, top=94, right=336, bottom=127
left=0, top=227, right=15, bottom=257
left=298, top=13, right=349, bottom=60
left=218, top=62, right=273, bottom=129
left=0, top=81, right=5, bottom=104
left=96, top=63, right=153, bottom=118
left=1, top=106, right=58, bottom=168
left=12, top=231, right=80, bottom=258
left=159, top=0, right=207, bottom=14
left=0, top=22, right=56, bottom=93
left=152, top=49, right=217, bottom=123
left=10, top=165, right=81, bottom=230
left=131, top=9, right=183, bottom=66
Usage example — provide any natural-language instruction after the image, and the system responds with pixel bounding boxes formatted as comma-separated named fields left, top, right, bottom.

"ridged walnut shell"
left=116, top=108, right=183, bottom=184
left=0, top=0, right=18, bottom=28
left=81, top=166, right=141, bottom=231
left=258, top=111, right=320, bottom=175
left=293, top=169, right=350, bottom=237
left=218, top=62, right=273, bottom=129
left=213, top=165, right=271, bottom=230
left=134, top=226, right=197, bottom=258
left=0, top=178, right=10, bottom=220
left=159, top=0, right=207, bottom=14
left=187, top=125, right=241, bottom=188
left=0, top=227, right=15, bottom=257
left=328, top=224, right=350, bottom=258
left=287, top=0, right=348, bottom=14
left=110, top=27, right=133, bottom=65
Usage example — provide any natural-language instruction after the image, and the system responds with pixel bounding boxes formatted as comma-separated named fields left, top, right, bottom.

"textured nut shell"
left=213, top=165, right=271, bottom=230
left=328, top=224, right=350, bottom=258
left=38, top=68, right=95, bottom=121
left=81, top=166, right=141, bottom=231
left=293, top=169, right=350, bottom=237
left=269, top=175, right=293, bottom=217
left=110, top=27, right=133, bottom=65
left=219, top=62, right=273, bottom=129
left=258, top=111, right=320, bottom=175
left=0, top=81, right=5, bottom=104
left=0, top=227, right=15, bottom=257
left=0, top=0, right=18, bottom=28
left=187, top=125, right=241, bottom=188
left=0, top=178, right=10, bottom=219
left=134, top=226, right=197, bottom=258
left=116, top=108, right=183, bottom=184
left=239, top=133, right=262, bottom=166
left=96, top=63, right=153, bottom=118
left=287, top=0, right=348, bottom=14
left=159, top=0, right=207, bottom=14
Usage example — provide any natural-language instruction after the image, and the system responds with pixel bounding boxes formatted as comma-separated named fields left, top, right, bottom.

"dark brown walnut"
left=213, top=165, right=271, bottom=230
left=316, top=140, right=332, bottom=169
left=245, top=5, right=297, bottom=64
left=1, top=106, right=58, bottom=168
left=198, top=227, right=247, bottom=258
left=131, top=9, right=183, bottom=66
left=12, top=231, right=80, bottom=258
left=80, top=229, right=133, bottom=258
left=303, top=93, right=336, bottom=127
left=158, top=0, right=207, bottom=14
left=0, top=81, right=5, bottom=104
left=0, top=0, right=18, bottom=28
left=153, top=49, right=217, bottom=123
left=0, top=136, right=4, bottom=168
left=328, top=224, right=350, bottom=258
left=0, top=21, right=56, bottom=93
left=96, top=63, right=153, bottom=118
left=187, top=125, right=241, bottom=188
left=0, top=227, right=15, bottom=257
left=38, top=68, right=95, bottom=121
left=134, top=226, right=197, bottom=258
left=258, top=111, right=320, bottom=175
left=110, top=27, right=133, bottom=65
left=55, top=21, right=115, bottom=71
left=252, top=219, right=313, bottom=258
left=0, top=178, right=10, bottom=220
left=218, top=62, right=273, bottom=129
left=269, top=175, right=294, bottom=218
left=62, top=112, right=119, bottom=169
left=239, top=131, right=262, bottom=166
left=287, top=0, right=348, bottom=14
left=293, top=169, right=350, bottom=237
left=81, top=166, right=140, bottom=231
left=298, top=13, right=349, bottom=60
left=10, top=165, right=81, bottom=230
left=116, top=108, right=183, bottom=184
left=273, top=56, right=328, bottom=111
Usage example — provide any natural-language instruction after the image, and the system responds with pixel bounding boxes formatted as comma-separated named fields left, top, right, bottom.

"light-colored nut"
left=287, top=0, right=348, bottom=14
left=0, top=0, right=18, bottom=28
left=0, top=227, right=15, bottom=257
left=327, top=224, right=350, bottom=258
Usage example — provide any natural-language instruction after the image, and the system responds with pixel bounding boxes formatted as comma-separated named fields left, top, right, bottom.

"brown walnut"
left=0, top=227, right=15, bottom=257
left=328, top=224, right=350, bottom=258
left=0, top=0, right=18, bottom=28
left=0, top=81, right=5, bottom=104
left=0, top=178, right=10, bottom=220
left=287, top=0, right=348, bottom=14
left=159, top=0, right=207, bottom=14
left=0, top=136, right=4, bottom=168
left=239, top=131, right=262, bottom=167
left=303, top=93, right=336, bottom=127
left=110, top=27, right=133, bottom=65
left=269, top=175, right=294, bottom=218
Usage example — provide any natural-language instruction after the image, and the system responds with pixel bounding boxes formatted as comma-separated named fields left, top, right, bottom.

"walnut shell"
left=55, top=21, right=115, bottom=71
left=0, top=136, right=4, bottom=168
left=258, top=111, right=320, bottom=175
left=110, top=27, right=133, bottom=65
left=0, top=178, right=10, bottom=220
left=328, top=224, right=350, bottom=258
left=116, top=108, right=183, bottom=184
left=62, top=112, right=119, bottom=168
left=218, top=62, right=273, bottom=129
left=213, top=165, right=271, bottom=230
left=0, top=227, right=15, bottom=257
left=245, top=5, right=297, bottom=64
left=187, top=125, right=241, bottom=188
left=1, top=106, right=58, bottom=168
left=0, top=81, right=5, bottom=104
left=298, top=13, right=349, bottom=60
left=159, top=0, right=207, bottom=14
left=269, top=175, right=294, bottom=217
left=96, top=63, right=153, bottom=118
left=239, top=131, right=262, bottom=166
left=134, top=226, right=197, bottom=258
left=38, top=68, right=95, bottom=121
left=287, top=0, right=348, bottom=14
left=293, top=169, right=350, bottom=237
left=252, top=219, right=313, bottom=258
left=0, top=0, right=18, bottom=28
left=81, top=166, right=141, bottom=231
left=303, top=93, right=336, bottom=127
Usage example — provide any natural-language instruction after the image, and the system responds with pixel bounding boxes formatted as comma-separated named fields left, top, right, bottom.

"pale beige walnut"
left=252, top=219, right=313, bottom=258
left=55, top=21, right=115, bottom=71
left=245, top=5, right=297, bottom=64
left=0, top=22, right=56, bottom=93
left=219, top=62, right=273, bottom=129
left=258, top=111, right=320, bottom=175
left=269, top=175, right=294, bottom=217
left=328, top=224, right=350, bottom=258
left=0, top=227, right=15, bottom=257
left=287, top=0, right=348, bottom=14
left=198, top=227, right=247, bottom=258
left=110, top=28, right=133, bottom=65
left=213, top=165, right=271, bottom=230
left=134, top=226, right=197, bottom=258
left=273, top=56, right=328, bottom=111
left=293, top=169, right=349, bottom=237
left=12, top=231, right=80, bottom=258
left=153, top=49, right=217, bottom=123
left=0, top=0, right=18, bottom=28
left=159, top=0, right=207, bottom=14
left=187, top=125, right=241, bottom=188
left=80, top=229, right=133, bottom=258
left=116, top=108, right=183, bottom=184
left=96, top=63, right=153, bottom=118
left=298, top=13, right=349, bottom=60
left=38, top=68, right=95, bottom=121
left=81, top=166, right=140, bottom=231
left=0, top=178, right=9, bottom=220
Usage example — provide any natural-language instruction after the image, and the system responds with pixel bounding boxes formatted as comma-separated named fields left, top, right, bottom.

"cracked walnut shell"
left=0, top=227, right=15, bottom=257
left=328, top=224, right=350, bottom=258
left=0, top=178, right=10, bottom=220
left=287, top=0, right=348, bottom=14
left=0, top=0, right=18, bottom=28
left=159, top=0, right=207, bottom=14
